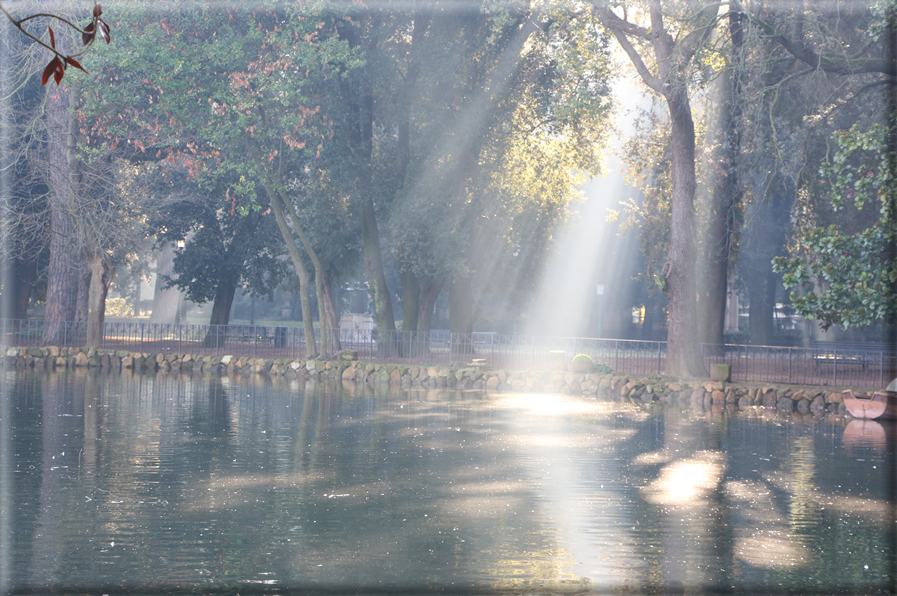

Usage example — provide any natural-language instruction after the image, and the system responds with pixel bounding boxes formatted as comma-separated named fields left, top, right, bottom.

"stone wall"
left=3, top=346, right=862, bottom=417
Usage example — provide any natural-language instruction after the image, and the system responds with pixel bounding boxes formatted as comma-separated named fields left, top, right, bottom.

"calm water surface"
left=1, top=367, right=895, bottom=594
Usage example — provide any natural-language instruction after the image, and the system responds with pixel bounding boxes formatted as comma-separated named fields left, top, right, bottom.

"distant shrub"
left=571, top=353, right=594, bottom=373
left=593, top=359, right=612, bottom=374
left=572, top=353, right=612, bottom=374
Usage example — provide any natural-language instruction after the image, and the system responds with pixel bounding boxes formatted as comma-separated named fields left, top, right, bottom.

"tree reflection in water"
left=2, top=368, right=894, bottom=594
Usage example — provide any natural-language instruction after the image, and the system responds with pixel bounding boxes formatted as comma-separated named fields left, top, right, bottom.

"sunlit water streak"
left=1, top=368, right=895, bottom=594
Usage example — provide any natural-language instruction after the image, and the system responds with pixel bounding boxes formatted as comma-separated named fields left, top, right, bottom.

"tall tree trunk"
left=360, top=193, right=396, bottom=334
left=85, top=252, right=112, bottom=348
left=400, top=269, right=420, bottom=333
left=5, top=257, right=39, bottom=320
left=75, top=268, right=90, bottom=323
left=417, top=278, right=443, bottom=334
left=596, top=2, right=715, bottom=377
left=266, top=186, right=317, bottom=357
left=41, top=85, right=81, bottom=345
left=664, top=89, right=708, bottom=377
left=698, top=9, right=746, bottom=348
left=277, top=187, right=334, bottom=356
left=358, top=64, right=396, bottom=335
left=320, top=274, right=340, bottom=351
left=399, top=269, right=420, bottom=358
left=749, top=269, right=776, bottom=346
left=201, top=279, right=237, bottom=348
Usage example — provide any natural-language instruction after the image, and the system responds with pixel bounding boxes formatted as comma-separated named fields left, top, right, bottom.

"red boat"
left=842, top=390, right=897, bottom=420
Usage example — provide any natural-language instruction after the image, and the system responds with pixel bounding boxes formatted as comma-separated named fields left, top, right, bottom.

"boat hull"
left=842, top=390, right=897, bottom=420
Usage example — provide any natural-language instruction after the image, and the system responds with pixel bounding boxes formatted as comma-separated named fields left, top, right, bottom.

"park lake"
left=2, top=367, right=894, bottom=594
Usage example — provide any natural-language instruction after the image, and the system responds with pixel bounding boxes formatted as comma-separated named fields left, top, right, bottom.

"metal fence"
left=328, top=328, right=669, bottom=375
left=0, top=319, right=320, bottom=359
left=2, top=318, right=895, bottom=386
left=702, top=343, right=897, bottom=388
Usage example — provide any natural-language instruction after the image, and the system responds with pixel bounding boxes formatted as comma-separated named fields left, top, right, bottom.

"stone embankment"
left=4, top=346, right=861, bottom=417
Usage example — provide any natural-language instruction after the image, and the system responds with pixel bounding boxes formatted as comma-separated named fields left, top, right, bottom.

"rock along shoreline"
left=3, top=345, right=872, bottom=419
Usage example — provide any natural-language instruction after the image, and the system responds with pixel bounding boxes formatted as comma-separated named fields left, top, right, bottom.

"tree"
left=739, top=0, right=895, bottom=341
left=332, top=3, right=612, bottom=342
left=80, top=0, right=359, bottom=356
left=773, top=121, right=897, bottom=331
left=591, top=0, right=715, bottom=377
left=148, top=173, right=287, bottom=346
left=696, top=7, right=746, bottom=347
left=0, top=69, right=51, bottom=320
left=0, top=1, right=121, bottom=346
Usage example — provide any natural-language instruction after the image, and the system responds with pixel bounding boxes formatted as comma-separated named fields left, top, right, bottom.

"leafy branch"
left=0, top=1, right=110, bottom=85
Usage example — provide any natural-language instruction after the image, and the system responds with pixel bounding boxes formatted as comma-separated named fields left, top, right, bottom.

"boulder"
left=777, top=397, right=795, bottom=412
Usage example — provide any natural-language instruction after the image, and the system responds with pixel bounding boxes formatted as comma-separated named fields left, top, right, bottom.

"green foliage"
left=869, top=0, right=897, bottom=41
left=386, top=7, right=614, bottom=306
left=773, top=121, right=897, bottom=330
left=78, top=0, right=363, bottom=298
left=149, top=175, right=287, bottom=304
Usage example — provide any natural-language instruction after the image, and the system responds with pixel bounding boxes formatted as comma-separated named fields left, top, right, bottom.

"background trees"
left=1, top=0, right=892, bottom=363
left=604, top=0, right=894, bottom=359
left=328, top=2, right=612, bottom=340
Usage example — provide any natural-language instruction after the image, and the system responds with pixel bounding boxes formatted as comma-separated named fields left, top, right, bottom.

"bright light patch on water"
left=641, top=450, right=725, bottom=506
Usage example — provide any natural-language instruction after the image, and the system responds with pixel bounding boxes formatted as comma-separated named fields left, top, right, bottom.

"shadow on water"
left=2, top=367, right=895, bottom=595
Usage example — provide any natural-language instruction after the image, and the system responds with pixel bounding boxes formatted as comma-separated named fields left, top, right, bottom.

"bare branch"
left=592, top=5, right=663, bottom=92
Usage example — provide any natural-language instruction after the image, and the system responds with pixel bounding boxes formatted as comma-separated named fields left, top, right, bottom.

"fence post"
left=833, top=351, right=838, bottom=386
left=788, top=347, right=792, bottom=384
left=450, top=332, right=454, bottom=364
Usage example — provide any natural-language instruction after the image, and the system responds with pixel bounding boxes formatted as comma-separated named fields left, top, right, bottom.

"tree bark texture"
left=201, top=279, right=237, bottom=348
left=267, top=186, right=317, bottom=357
left=320, top=274, right=340, bottom=351
left=278, top=187, right=333, bottom=356
left=596, top=1, right=712, bottom=377
left=748, top=270, right=777, bottom=346
left=400, top=269, right=420, bottom=334
left=417, top=279, right=443, bottom=334
left=663, top=89, right=708, bottom=376
left=41, top=84, right=81, bottom=345
left=75, top=268, right=90, bottom=323
left=697, top=9, right=746, bottom=347
left=85, top=253, right=112, bottom=348
left=3, top=257, right=39, bottom=320
left=360, top=192, right=396, bottom=335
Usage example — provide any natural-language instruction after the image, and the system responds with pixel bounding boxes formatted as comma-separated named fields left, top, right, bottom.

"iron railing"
left=2, top=319, right=895, bottom=386
left=701, top=343, right=897, bottom=387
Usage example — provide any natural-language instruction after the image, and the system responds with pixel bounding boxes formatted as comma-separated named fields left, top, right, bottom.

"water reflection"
left=1, top=368, right=895, bottom=594
left=843, top=420, right=897, bottom=454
